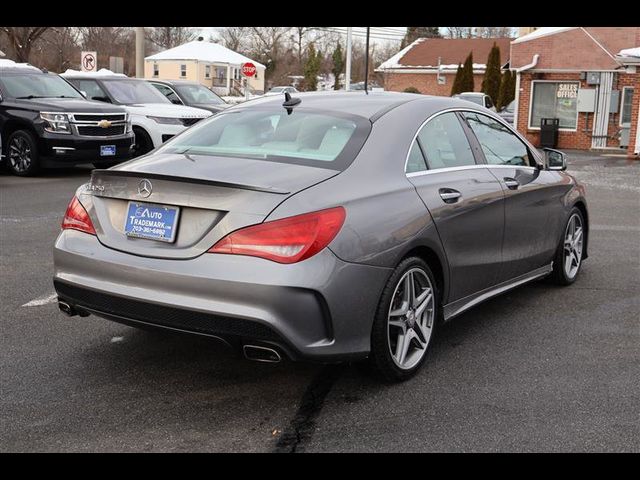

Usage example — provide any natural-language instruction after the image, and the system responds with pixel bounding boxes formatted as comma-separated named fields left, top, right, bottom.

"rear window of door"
left=462, top=112, right=535, bottom=167
left=414, top=112, right=477, bottom=170
left=76, top=79, right=108, bottom=101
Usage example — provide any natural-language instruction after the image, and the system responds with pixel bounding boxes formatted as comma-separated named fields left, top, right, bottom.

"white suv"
left=61, top=70, right=212, bottom=156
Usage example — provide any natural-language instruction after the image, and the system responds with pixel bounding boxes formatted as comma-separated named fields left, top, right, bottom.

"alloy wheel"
left=387, top=267, right=435, bottom=370
left=8, top=136, right=32, bottom=173
left=563, top=213, right=584, bottom=280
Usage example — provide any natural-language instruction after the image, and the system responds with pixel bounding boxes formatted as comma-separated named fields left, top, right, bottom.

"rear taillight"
left=208, top=207, right=346, bottom=264
left=61, top=196, right=96, bottom=235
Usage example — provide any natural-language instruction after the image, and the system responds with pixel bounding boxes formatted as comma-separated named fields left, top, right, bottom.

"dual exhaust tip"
left=59, top=299, right=282, bottom=363
left=242, top=345, right=282, bottom=363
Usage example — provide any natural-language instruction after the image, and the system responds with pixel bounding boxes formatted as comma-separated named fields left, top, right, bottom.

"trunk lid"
left=83, top=153, right=338, bottom=259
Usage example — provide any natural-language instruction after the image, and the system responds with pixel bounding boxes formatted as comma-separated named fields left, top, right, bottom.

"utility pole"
left=135, top=27, right=145, bottom=78
left=364, top=27, right=370, bottom=92
left=345, top=27, right=352, bottom=91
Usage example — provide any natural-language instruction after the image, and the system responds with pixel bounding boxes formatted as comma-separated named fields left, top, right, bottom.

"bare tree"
left=217, top=27, right=251, bottom=53
left=474, top=27, right=515, bottom=38
left=29, top=27, right=81, bottom=72
left=79, top=27, right=136, bottom=74
left=0, top=27, right=50, bottom=62
left=445, top=27, right=476, bottom=39
left=147, top=27, right=199, bottom=51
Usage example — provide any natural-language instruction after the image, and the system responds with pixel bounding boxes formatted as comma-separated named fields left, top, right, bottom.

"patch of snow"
left=0, top=59, right=40, bottom=70
left=512, top=27, right=577, bottom=44
left=146, top=41, right=265, bottom=69
left=61, top=68, right=127, bottom=77
left=22, top=293, right=57, bottom=307
left=618, top=47, right=640, bottom=58
left=377, top=38, right=426, bottom=70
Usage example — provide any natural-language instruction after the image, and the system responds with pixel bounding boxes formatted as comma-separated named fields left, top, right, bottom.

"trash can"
left=540, top=118, right=559, bottom=148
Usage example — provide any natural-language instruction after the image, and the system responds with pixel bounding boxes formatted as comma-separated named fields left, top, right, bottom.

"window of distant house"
left=153, top=63, right=159, bottom=77
left=529, top=81, right=579, bottom=130
left=620, top=87, right=634, bottom=127
left=205, top=65, right=211, bottom=79
left=180, top=64, right=187, bottom=78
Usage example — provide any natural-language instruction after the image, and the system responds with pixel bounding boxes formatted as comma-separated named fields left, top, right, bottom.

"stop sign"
left=241, top=62, right=257, bottom=77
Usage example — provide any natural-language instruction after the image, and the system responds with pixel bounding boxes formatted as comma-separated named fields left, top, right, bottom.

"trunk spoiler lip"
left=91, top=169, right=291, bottom=195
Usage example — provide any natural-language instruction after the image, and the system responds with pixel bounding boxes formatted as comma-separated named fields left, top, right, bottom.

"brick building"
left=376, top=38, right=512, bottom=96
left=510, top=27, right=640, bottom=157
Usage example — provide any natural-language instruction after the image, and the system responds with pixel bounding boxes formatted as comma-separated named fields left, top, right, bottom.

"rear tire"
left=550, top=207, right=585, bottom=285
left=6, top=130, right=40, bottom=176
left=369, top=257, right=439, bottom=382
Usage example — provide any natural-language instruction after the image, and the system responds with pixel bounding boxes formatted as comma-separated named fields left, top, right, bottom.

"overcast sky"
left=199, top=27, right=408, bottom=47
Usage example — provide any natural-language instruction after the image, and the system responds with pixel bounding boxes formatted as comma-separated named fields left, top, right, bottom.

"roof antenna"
left=283, top=92, right=301, bottom=115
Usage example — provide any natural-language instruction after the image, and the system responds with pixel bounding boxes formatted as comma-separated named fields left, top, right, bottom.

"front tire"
left=369, top=257, right=439, bottom=382
left=550, top=207, right=585, bottom=285
left=6, top=130, right=40, bottom=176
left=132, top=127, right=154, bottom=157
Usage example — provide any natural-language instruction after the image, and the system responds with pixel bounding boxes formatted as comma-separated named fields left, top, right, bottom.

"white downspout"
left=513, top=54, right=540, bottom=132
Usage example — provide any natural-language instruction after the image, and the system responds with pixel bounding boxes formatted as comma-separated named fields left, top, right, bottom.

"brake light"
left=61, top=196, right=96, bottom=235
left=208, top=207, right=346, bottom=264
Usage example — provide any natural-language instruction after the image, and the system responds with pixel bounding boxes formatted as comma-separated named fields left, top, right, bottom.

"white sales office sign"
left=81, top=51, right=97, bottom=72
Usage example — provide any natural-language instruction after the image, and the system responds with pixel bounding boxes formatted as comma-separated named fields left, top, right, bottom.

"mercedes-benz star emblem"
left=138, top=179, right=153, bottom=198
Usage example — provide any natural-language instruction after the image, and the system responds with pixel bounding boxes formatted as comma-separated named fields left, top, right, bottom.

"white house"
left=144, top=40, right=266, bottom=95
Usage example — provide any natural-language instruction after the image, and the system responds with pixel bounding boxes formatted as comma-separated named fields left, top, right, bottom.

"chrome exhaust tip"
left=243, top=345, right=282, bottom=363
left=58, top=300, right=77, bottom=317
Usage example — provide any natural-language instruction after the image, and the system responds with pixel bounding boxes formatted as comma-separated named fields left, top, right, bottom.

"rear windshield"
left=158, top=108, right=371, bottom=170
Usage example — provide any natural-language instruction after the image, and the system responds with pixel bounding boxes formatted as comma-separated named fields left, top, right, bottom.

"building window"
left=153, top=63, right=159, bottom=78
left=620, top=87, right=634, bottom=127
left=205, top=65, right=211, bottom=79
left=180, top=64, right=187, bottom=78
left=529, top=81, right=579, bottom=130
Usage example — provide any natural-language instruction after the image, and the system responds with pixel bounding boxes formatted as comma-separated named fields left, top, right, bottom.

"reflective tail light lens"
left=208, top=207, right=346, bottom=264
left=61, top=196, right=96, bottom=235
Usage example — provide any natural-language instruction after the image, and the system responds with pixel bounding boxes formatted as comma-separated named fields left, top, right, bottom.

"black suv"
left=0, top=64, right=134, bottom=176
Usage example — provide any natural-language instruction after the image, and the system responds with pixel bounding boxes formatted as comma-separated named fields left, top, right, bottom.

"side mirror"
left=544, top=148, right=567, bottom=171
left=80, top=90, right=87, bottom=98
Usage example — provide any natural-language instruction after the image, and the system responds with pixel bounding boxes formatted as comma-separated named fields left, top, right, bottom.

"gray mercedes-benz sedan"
left=53, top=91, right=589, bottom=381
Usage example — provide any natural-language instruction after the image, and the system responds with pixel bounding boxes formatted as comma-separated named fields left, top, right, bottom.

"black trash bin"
left=540, top=118, right=559, bottom=148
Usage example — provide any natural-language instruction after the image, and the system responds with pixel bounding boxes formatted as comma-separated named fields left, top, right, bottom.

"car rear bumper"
left=39, top=132, right=135, bottom=166
left=53, top=230, right=391, bottom=362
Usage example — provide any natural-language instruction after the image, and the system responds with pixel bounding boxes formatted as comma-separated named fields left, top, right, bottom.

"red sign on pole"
left=241, top=62, right=257, bottom=77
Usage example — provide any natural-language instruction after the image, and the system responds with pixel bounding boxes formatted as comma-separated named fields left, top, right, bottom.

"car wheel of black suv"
left=6, top=130, right=40, bottom=176
left=370, top=256, right=440, bottom=382
left=550, top=207, right=585, bottom=286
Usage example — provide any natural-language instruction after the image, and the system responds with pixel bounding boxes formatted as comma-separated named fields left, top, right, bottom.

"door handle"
left=503, top=177, right=519, bottom=190
left=439, top=188, right=461, bottom=203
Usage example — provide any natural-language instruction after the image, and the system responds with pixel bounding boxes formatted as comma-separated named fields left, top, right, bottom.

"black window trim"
left=459, top=110, right=540, bottom=170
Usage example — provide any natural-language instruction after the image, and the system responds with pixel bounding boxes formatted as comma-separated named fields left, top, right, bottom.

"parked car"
left=264, top=86, right=299, bottom=96
left=498, top=99, right=516, bottom=124
left=148, top=79, right=228, bottom=114
left=61, top=70, right=212, bottom=157
left=452, top=92, right=496, bottom=111
left=53, top=92, right=588, bottom=382
left=0, top=62, right=133, bottom=176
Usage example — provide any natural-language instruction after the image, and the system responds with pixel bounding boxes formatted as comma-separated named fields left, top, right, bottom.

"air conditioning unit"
left=586, top=72, right=601, bottom=85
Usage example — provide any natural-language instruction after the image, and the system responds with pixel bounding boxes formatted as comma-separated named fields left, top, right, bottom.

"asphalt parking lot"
left=1, top=152, right=639, bottom=452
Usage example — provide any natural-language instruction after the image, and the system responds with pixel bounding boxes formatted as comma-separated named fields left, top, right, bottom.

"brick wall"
left=516, top=71, right=638, bottom=152
left=382, top=72, right=485, bottom=96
